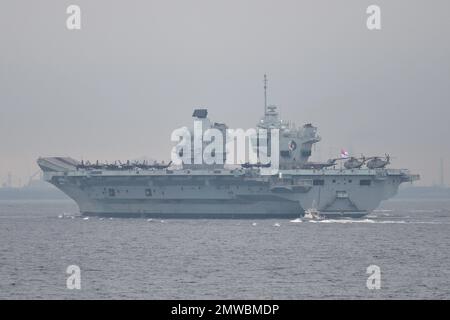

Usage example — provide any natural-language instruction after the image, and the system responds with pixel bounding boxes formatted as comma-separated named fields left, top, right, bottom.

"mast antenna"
left=263, top=74, right=268, bottom=115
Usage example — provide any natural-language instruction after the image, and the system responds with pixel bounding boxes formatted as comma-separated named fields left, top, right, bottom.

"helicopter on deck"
left=366, top=154, right=390, bottom=169
left=343, top=156, right=366, bottom=169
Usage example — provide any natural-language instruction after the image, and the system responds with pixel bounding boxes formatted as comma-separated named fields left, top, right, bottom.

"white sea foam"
left=411, top=221, right=444, bottom=225
left=410, top=209, right=438, bottom=213
left=289, top=218, right=303, bottom=223
left=59, top=212, right=74, bottom=219
left=309, top=219, right=409, bottom=224
left=310, top=219, right=375, bottom=224
left=274, top=223, right=281, bottom=227
left=377, top=220, right=406, bottom=224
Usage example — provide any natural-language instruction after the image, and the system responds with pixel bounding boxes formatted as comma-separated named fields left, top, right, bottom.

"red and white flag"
left=340, top=149, right=349, bottom=159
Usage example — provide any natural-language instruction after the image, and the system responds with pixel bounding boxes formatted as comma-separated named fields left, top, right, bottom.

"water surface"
left=1, top=199, right=449, bottom=299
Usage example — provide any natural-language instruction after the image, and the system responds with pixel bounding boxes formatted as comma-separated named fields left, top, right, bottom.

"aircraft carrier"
left=37, top=77, right=419, bottom=218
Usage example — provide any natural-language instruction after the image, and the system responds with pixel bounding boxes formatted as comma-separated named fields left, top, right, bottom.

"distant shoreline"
left=0, top=186, right=69, bottom=200
left=394, top=186, right=450, bottom=200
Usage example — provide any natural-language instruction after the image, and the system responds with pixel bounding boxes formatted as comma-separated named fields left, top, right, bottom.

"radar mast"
left=264, top=74, right=268, bottom=115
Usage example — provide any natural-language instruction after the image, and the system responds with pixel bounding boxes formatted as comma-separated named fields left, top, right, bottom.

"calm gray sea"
left=1, top=199, right=449, bottom=299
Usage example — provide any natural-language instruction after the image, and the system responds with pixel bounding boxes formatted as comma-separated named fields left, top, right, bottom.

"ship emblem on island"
left=38, top=76, right=419, bottom=218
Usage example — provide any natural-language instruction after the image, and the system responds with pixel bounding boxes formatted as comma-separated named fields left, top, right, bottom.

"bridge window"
left=301, top=150, right=312, bottom=157
left=313, top=179, right=325, bottom=186
left=108, top=188, right=115, bottom=197
left=360, top=179, right=371, bottom=186
left=280, top=150, right=290, bottom=157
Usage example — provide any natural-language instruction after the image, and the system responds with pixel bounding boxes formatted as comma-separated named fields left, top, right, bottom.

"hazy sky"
left=1, top=0, right=449, bottom=186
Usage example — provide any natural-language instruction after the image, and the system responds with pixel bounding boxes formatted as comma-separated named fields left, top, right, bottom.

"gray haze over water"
left=1, top=0, right=450, bottom=185
left=1, top=199, right=449, bottom=299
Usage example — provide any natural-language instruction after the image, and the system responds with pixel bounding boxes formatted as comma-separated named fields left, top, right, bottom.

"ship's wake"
left=309, top=218, right=376, bottom=224
left=307, top=219, right=409, bottom=224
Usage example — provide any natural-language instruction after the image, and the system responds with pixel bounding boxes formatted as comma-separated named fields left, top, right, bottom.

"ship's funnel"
left=192, top=109, right=208, bottom=119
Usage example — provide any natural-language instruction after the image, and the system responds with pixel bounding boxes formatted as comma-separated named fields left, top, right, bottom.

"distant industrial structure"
left=1, top=171, right=43, bottom=189
left=1, top=172, right=13, bottom=188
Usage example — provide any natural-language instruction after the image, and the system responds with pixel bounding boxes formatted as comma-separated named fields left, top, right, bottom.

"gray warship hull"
left=38, top=78, right=419, bottom=218
left=38, top=157, right=417, bottom=219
